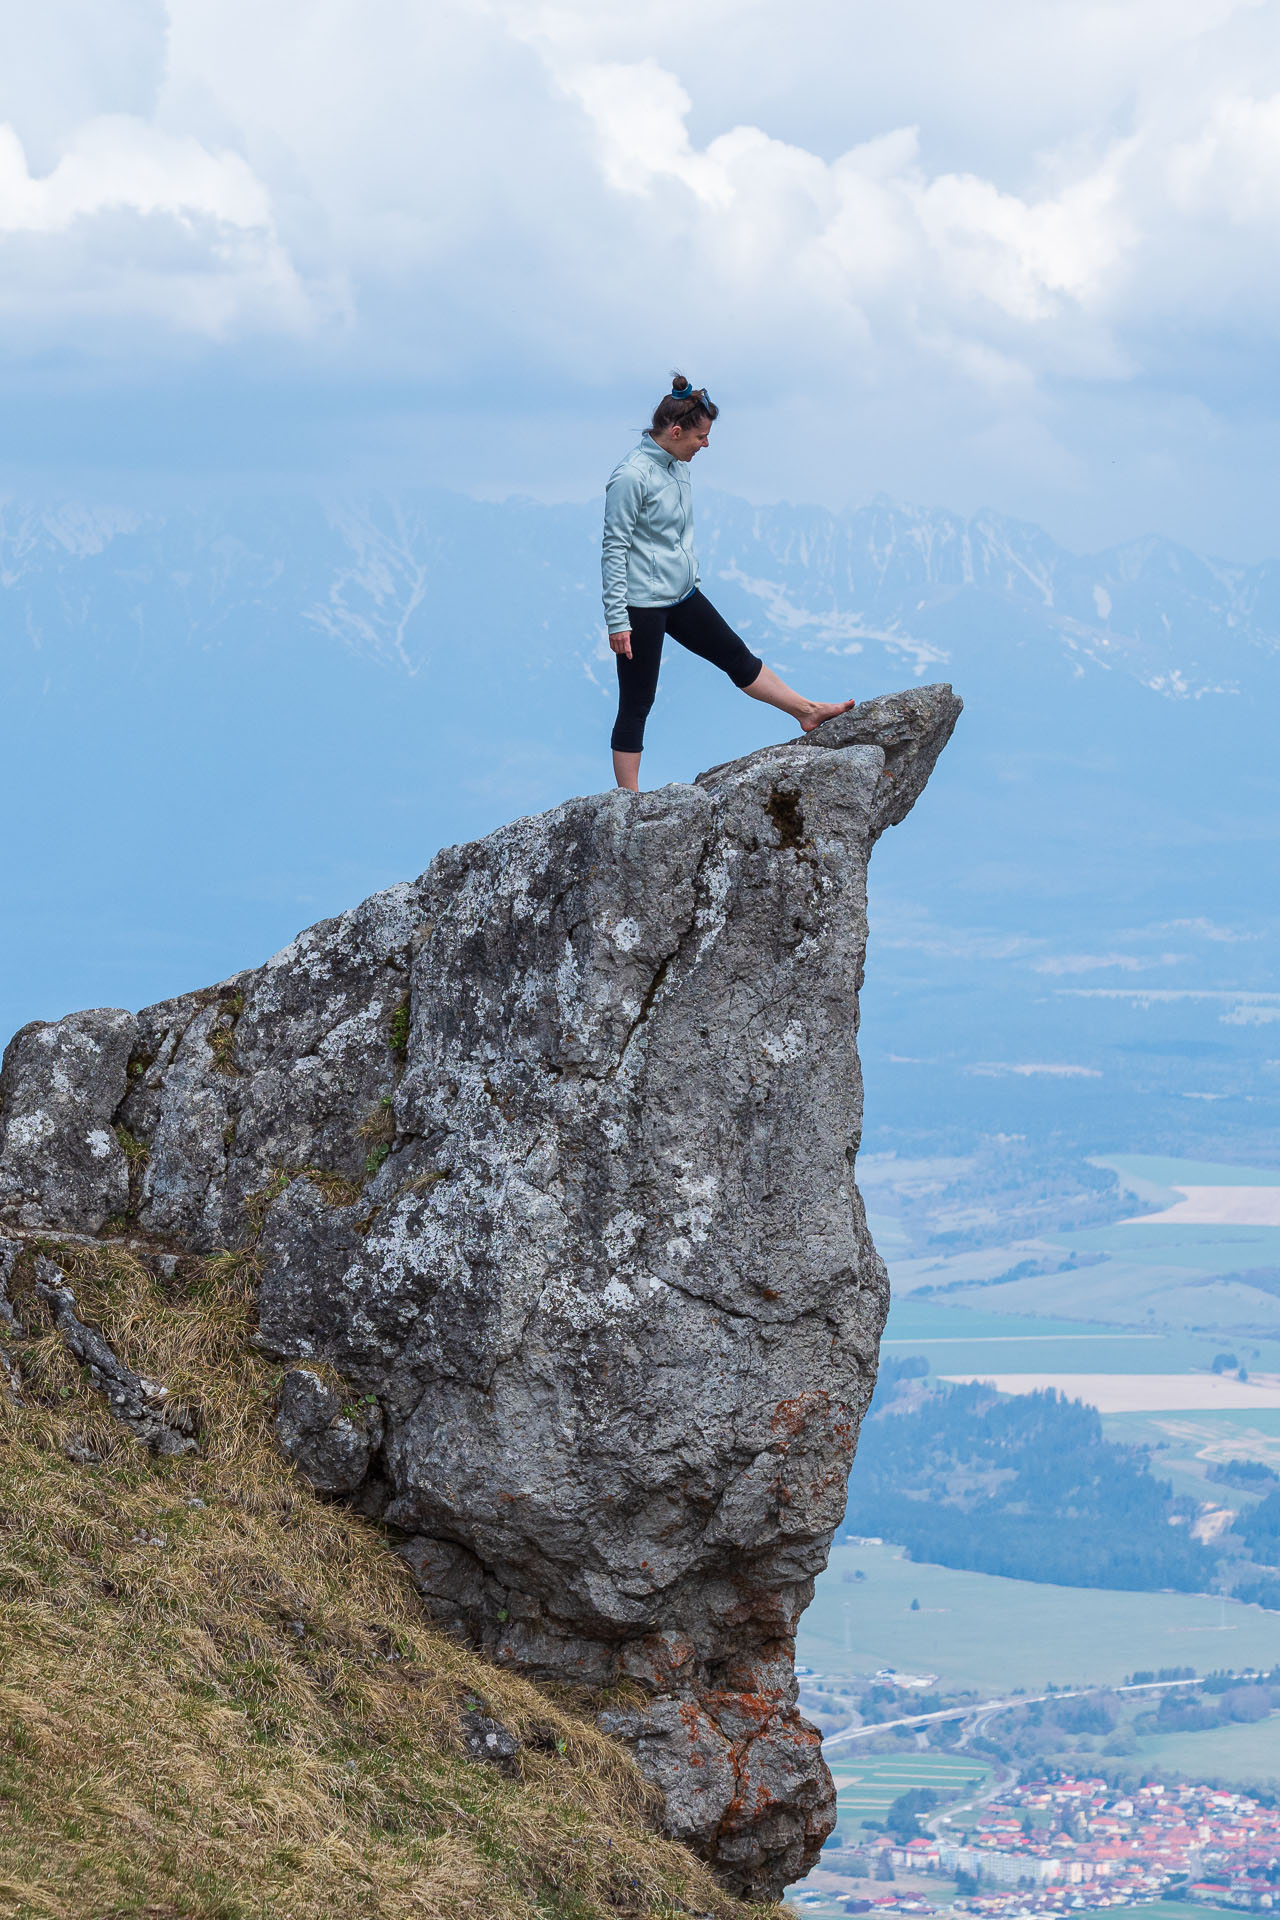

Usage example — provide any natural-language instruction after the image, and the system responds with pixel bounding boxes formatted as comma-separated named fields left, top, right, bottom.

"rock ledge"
left=0, top=685, right=960, bottom=1897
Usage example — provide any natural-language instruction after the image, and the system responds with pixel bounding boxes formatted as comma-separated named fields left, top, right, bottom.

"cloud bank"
left=4, top=0, right=1280, bottom=546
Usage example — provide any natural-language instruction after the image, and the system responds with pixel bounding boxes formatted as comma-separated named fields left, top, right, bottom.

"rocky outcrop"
left=0, top=684, right=959, bottom=1898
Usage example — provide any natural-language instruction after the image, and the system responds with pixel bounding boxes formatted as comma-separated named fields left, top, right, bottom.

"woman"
left=602, top=375, right=855, bottom=790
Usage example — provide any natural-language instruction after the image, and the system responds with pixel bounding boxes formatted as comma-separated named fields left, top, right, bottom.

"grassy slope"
left=0, top=1237, right=763, bottom=1920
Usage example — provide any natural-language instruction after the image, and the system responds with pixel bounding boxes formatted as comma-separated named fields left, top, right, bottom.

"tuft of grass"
left=388, top=996, right=411, bottom=1057
left=243, top=1168, right=291, bottom=1238
left=300, top=1168, right=365, bottom=1209
left=364, top=1144, right=391, bottom=1178
left=0, top=1237, right=763, bottom=1920
left=207, top=991, right=246, bottom=1078
left=112, top=1126, right=149, bottom=1170
left=406, top=1169, right=449, bottom=1195
left=245, top=1166, right=368, bottom=1234
left=207, top=1027, right=239, bottom=1074
left=200, top=1246, right=263, bottom=1293
left=356, top=1097, right=397, bottom=1149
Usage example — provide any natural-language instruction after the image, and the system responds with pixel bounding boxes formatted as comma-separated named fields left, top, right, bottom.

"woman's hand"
left=610, top=630, right=633, bottom=659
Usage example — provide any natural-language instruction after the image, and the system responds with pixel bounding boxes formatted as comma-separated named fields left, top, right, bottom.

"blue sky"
left=4, top=0, right=1280, bottom=555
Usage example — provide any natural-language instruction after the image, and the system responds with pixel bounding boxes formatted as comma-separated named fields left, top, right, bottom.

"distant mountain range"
left=7, top=488, right=1280, bottom=698
left=3, top=486, right=1278, bottom=1163
left=703, top=493, right=1280, bottom=703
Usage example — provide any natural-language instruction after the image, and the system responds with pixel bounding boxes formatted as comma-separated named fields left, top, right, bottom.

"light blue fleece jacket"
left=601, top=433, right=699, bottom=634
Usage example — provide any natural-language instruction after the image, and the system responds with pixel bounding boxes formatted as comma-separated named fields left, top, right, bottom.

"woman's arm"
left=602, top=467, right=644, bottom=641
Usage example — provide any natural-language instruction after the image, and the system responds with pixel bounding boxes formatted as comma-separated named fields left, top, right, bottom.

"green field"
left=1100, top=1154, right=1280, bottom=1193
left=878, top=1151, right=1280, bottom=1345
left=1054, top=1221, right=1280, bottom=1275
left=825, top=1753, right=993, bottom=1839
left=802, top=1541, right=1280, bottom=1695
left=1100, top=1406, right=1280, bottom=1504
left=883, top=1301, right=1148, bottom=1343
left=1131, top=1713, right=1280, bottom=1790
left=898, top=1246, right=1280, bottom=1342
left=881, top=1298, right=1280, bottom=1375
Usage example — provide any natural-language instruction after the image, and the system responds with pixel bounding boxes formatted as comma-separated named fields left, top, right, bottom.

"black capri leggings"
left=611, top=590, right=763, bottom=753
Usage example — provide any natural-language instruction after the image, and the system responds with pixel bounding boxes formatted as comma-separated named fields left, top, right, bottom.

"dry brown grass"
left=0, top=1238, right=764, bottom=1920
left=355, top=1101, right=397, bottom=1151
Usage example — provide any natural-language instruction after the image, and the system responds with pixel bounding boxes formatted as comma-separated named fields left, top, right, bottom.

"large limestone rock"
left=0, top=685, right=959, bottom=1898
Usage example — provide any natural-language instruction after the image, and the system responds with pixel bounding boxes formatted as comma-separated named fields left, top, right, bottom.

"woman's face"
left=658, top=416, right=712, bottom=461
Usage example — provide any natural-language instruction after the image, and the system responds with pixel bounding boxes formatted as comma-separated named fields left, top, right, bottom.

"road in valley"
left=820, top=1672, right=1204, bottom=1753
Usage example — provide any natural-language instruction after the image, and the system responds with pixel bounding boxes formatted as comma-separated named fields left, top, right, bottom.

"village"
left=797, top=1777, right=1280, bottom=1919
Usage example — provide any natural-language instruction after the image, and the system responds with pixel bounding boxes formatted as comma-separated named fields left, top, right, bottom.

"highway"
left=820, top=1673, right=1204, bottom=1752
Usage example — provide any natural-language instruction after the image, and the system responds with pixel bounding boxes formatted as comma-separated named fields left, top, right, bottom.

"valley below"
left=787, top=1147, right=1280, bottom=1920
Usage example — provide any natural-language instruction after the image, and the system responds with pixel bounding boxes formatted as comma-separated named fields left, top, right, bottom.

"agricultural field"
left=1120, top=1905, right=1241, bottom=1920
left=935, top=1373, right=1280, bottom=1412
left=824, top=1753, right=994, bottom=1841
left=1102, top=1406, right=1280, bottom=1507
left=1130, top=1714, right=1280, bottom=1791
left=880, top=1299, right=1280, bottom=1379
left=802, top=1542, right=1280, bottom=1696
left=870, top=1152, right=1280, bottom=1346
left=790, top=1152, right=1280, bottom=1917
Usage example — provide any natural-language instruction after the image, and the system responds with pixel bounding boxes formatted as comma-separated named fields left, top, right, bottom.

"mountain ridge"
left=4, top=485, right=1280, bottom=698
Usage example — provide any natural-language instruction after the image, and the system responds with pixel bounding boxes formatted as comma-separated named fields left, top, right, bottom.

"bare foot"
left=799, top=697, right=856, bottom=733
left=742, top=668, right=856, bottom=733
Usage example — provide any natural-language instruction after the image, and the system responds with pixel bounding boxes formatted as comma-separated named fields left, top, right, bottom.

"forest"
left=839, top=1362, right=1218, bottom=1593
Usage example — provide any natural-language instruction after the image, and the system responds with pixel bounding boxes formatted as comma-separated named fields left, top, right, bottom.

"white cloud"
left=3, top=0, right=1280, bottom=535
left=966, top=1062, right=1103, bottom=1078
left=0, top=106, right=307, bottom=338
left=1032, top=951, right=1186, bottom=974
left=1153, top=917, right=1263, bottom=942
left=1057, top=988, right=1280, bottom=1000
left=0, top=118, right=270, bottom=233
left=1056, top=988, right=1280, bottom=1023
left=872, top=905, right=1044, bottom=962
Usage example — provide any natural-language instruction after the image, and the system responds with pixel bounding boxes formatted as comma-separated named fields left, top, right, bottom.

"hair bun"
left=671, top=373, right=693, bottom=395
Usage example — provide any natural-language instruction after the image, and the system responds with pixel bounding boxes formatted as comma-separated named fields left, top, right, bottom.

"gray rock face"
left=275, top=1365, right=385, bottom=1496
left=0, top=1010, right=137, bottom=1230
left=0, top=685, right=960, bottom=1898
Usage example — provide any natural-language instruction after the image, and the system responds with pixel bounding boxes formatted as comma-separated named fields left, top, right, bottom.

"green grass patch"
left=802, top=1541, right=1280, bottom=1695
left=1131, top=1712, right=1280, bottom=1791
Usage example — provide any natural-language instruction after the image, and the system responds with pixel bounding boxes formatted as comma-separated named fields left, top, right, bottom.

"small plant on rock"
left=387, top=997, right=410, bottom=1057
left=207, top=991, right=245, bottom=1076
left=113, top=1126, right=149, bottom=1169
left=244, top=1168, right=291, bottom=1237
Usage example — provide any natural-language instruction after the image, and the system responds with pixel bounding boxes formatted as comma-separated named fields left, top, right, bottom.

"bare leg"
left=743, top=664, right=855, bottom=733
left=613, top=749, right=642, bottom=792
